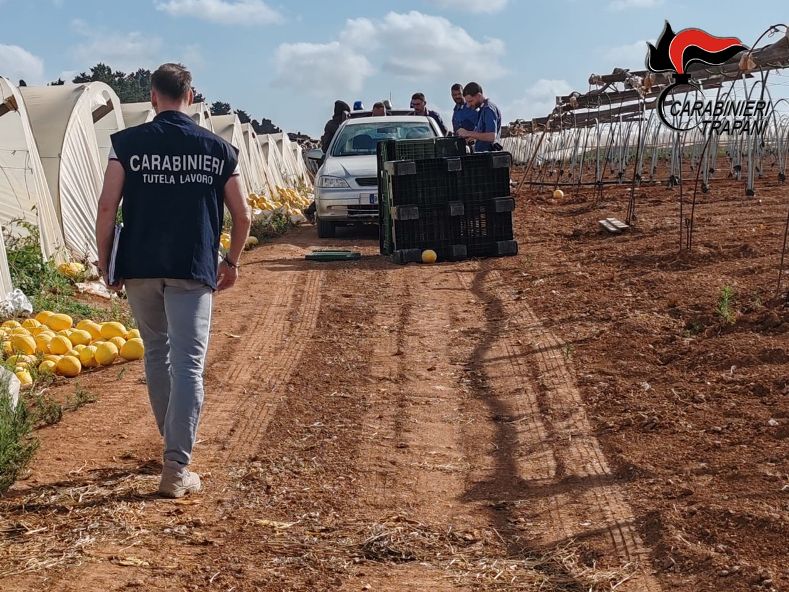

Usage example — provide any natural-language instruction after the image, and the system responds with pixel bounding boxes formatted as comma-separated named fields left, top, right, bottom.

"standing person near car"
left=457, top=82, right=502, bottom=152
left=94, top=63, right=251, bottom=498
left=450, top=82, right=478, bottom=135
left=320, top=100, right=351, bottom=153
left=302, top=100, right=351, bottom=222
left=410, top=92, right=447, bottom=136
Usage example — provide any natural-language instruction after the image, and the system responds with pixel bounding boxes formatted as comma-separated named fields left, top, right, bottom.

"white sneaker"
left=158, top=460, right=202, bottom=498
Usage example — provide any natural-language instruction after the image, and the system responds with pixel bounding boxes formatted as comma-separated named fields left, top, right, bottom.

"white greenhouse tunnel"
left=20, top=82, right=125, bottom=261
left=212, top=114, right=257, bottom=196
left=0, top=77, right=66, bottom=265
left=120, top=101, right=155, bottom=128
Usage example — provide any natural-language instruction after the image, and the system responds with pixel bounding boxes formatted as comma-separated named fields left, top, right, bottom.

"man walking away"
left=450, top=83, right=478, bottom=135
left=321, top=100, right=351, bottom=153
left=410, top=92, right=447, bottom=136
left=95, top=63, right=252, bottom=498
left=457, top=82, right=502, bottom=152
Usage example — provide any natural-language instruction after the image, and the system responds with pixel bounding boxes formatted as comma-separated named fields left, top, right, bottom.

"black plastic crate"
left=456, top=152, right=512, bottom=203
left=379, top=137, right=467, bottom=163
left=382, top=158, right=462, bottom=207
left=390, top=201, right=465, bottom=253
left=457, top=197, right=515, bottom=243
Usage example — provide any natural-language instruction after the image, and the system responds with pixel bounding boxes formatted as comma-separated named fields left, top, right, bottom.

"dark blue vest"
left=110, top=110, right=239, bottom=290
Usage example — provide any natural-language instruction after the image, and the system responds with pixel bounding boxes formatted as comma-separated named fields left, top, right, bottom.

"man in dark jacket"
left=410, top=92, right=447, bottom=136
left=320, top=100, right=350, bottom=153
left=304, top=100, right=350, bottom=223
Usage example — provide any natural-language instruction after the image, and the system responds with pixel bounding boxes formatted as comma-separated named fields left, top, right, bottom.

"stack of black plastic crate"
left=377, top=137, right=518, bottom=264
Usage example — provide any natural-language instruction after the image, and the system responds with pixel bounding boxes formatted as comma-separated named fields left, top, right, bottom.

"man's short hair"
left=372, top=101, right=385, bottom=109
left=451, top=83, right=463, bottom=92
left=411, top=92, right=426, bottom=102
left=151, top=63, right=192, bottom=101
left=463, top=82, right=483, bottom=97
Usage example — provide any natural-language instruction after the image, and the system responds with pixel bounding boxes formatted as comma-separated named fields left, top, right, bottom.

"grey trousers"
left=125, top=279, right=213, bottom=466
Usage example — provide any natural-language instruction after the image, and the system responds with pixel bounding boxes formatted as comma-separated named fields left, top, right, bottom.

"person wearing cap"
left=457, top=82, right=502, bottom=152
left=95, top=63, right=251, bottom=498
left=410, top=92, right=447, bottom=136
left=450, top=82, right=478, bottom=135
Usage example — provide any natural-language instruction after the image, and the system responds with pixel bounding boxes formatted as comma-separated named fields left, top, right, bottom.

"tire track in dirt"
left=460, top=265, right=661, bottom=591
left=352, top=265, right=484, bottom=590
left=200, top=267, right=323, bottom=464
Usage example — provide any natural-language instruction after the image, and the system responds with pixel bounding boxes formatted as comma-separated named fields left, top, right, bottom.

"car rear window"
left=331, top=121, right=436, bottom=157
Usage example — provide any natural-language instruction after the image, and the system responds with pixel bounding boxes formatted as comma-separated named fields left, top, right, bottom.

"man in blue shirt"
left=450, top=82, right=478, bottom=135
left=457, top=82, right=502, bottom=152
left=410, top=92, right=447, bottom=136
left=95, top=63, right=251, bottom=498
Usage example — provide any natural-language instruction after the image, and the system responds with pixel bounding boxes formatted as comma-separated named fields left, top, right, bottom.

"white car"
left=309, top=115, right=442, bottom=238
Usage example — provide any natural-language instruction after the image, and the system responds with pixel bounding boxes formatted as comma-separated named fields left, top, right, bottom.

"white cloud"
left=341, top=11, right=506, bottom=81
left=507, top=79, right=573, bottom=120
left=273, top=11, right=505, bottom=98
left=0, top=44, right=45, bottom=84
left=426, top=0, right=508, bottom=13
left=155, top=0, right=283, bottom=26
left=70, top=20, right=163, bottom=72
left=608, top=0, right=663, bottom=10
left=602, top=40, right=653, bottom=70
left=273, top=42, right=374, bottom=97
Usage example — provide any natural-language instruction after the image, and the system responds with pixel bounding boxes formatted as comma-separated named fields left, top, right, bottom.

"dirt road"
left=1, top=177, right=786, bottom=591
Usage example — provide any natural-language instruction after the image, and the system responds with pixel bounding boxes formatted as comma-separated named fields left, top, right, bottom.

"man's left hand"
left=217, top=260, right=239, bottom=291
left=457, top=129, right=470, bottom=138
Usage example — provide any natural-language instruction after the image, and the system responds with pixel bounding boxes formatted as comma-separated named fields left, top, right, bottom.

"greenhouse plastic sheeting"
left=0, top=77, right=66, bottom=261
left=20, top=83, right=121, bottom=260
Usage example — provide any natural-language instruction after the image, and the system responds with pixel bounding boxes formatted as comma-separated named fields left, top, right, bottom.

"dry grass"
left=0, top=464, right=158, bottom=578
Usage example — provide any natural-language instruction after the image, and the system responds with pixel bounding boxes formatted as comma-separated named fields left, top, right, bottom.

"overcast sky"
left=1, top=0, right=786, bottom=136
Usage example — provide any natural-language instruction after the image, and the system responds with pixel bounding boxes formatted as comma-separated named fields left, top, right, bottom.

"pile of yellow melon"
left=246, top=187, right=311, bottom=224
left=1, top=311, right=144, bottom=387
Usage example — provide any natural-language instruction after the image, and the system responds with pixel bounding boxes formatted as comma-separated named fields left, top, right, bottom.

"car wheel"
left=317, top=217, right=336, bottom=238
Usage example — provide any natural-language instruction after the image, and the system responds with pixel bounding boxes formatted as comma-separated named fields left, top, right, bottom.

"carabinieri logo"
left=646, top=22, right=767, bottom=134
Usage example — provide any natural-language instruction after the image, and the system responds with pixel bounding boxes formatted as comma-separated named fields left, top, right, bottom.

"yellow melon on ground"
left=15, top=369, right=32, bottom=386
left=10, top=327, right=31, bottom=336
left=38, top=360, right=57, bottom=375
left=7, top=354, right=36, bottom=368
left=49, top=335, right=73, bottom=355
left=1, top=340, right=12, bottom=356
left=35, top=333, right=54, bottom=353
left=77, top=320, right=103, bottom=341
left=66, top=349, right=80, bottom=358
left=11, top=334, right=36, bottom=355
left=44, top=354, right=62, bottom=364
left=1, top=320, right=21, bottom=329
left=100, top=322, right=127, bottom=340
left=22, top=318, right=41, bottom=330
left=56, top=356, right=81, bottom=378
left=120, top=338, right=144, bottom=361
left=110, top=336, right=126, bottom=351
left=46, top=313, right=73, bottom=331
left=35, top=310, right=54, bottom=325
left=126, top=329, right=141, bottom=340
left=95, top=342, right=119, bottom=366
left=69, top=329, right=92, bottom=347
left=80, top=345, right=98, bottom=368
